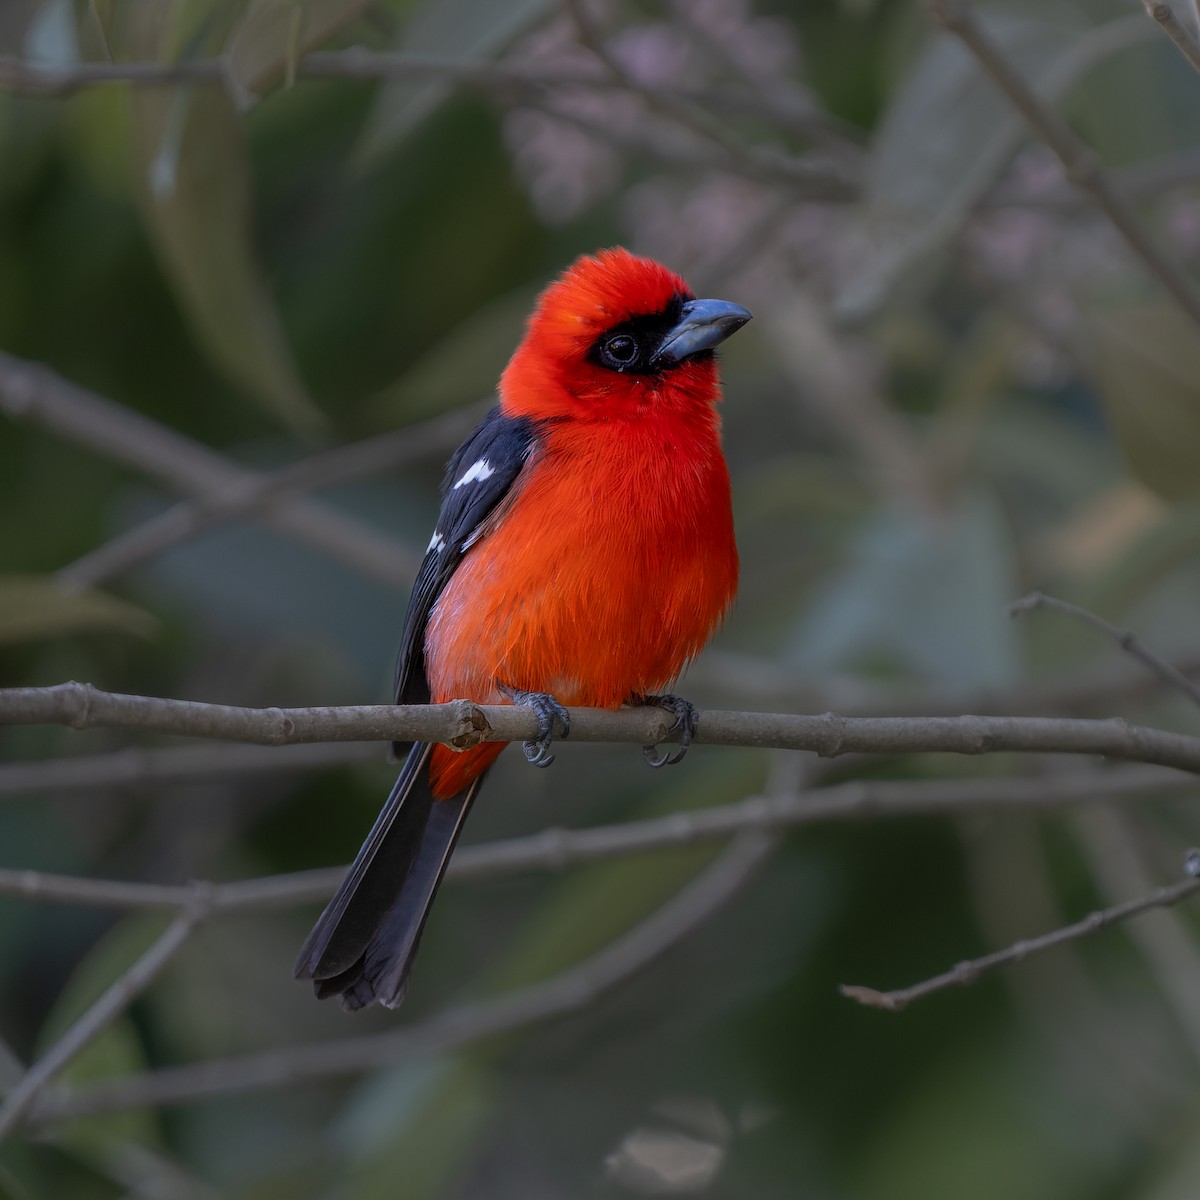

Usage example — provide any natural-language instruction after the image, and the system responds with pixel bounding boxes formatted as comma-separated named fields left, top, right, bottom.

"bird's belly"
left=424, top=482, right=734, bottom=709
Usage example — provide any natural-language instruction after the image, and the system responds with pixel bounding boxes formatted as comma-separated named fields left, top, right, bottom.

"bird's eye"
left=601, top=334, right=639, bottom=369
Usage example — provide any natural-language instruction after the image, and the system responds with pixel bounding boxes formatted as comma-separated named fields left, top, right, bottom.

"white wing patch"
left=452, top=458, right=496, bottom=489
left=427, top=531, right=446, bottom=554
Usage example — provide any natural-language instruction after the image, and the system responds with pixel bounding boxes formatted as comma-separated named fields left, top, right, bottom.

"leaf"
left=129, top=85, right=324, bottom=434
left=21, top=0, right=78, bottom=64
left=790, top=491, right=1021, bottom=688
left=1089, top=297, right=1200, bottom=502
left=226, top=0, right=379, bottom=97
left=366, top=283, right=535, bottom=426
left=108, top=6, right=325, bottom=434
left=353, top=0, right=554, bottom=165
left=0, top=575, right=156, bottom=646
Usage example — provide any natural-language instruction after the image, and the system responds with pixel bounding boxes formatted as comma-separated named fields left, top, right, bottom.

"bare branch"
left=928, top=0, right=1200, bottom=336
left=1141, top=0, right=1200, bottom=74
left=7, top=643, right=1200, bottom=796
left=0, top=893, right=209, bottom=1139
left=1011, top=591, right=1200, bottom=710
left=6, top=682, right=1200, bottom=773
left=0, top=741, right=379, bottom=798
left=0, top=763, right=1191, bottom=913
left=841, top=868, right=1200, bottom=1012
left=0, top=352, right=418, bottom=592
left=61, top=401, right=486, bottom=590
left=0, top=51, right=860, bottom=196
left=28, top=832, right=774, bottom=1124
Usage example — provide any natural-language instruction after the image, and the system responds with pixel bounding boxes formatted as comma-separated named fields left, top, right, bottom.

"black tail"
left=294, top=743, right=481, bottom=1010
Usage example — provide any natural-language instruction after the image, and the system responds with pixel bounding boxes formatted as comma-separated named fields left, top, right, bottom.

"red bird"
left=295, top=249, right=750, bottom=1009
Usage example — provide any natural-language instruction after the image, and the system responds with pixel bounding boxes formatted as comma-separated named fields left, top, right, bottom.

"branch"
left=60, top=401, right=486, bottom=590
left=0, top=52, right=860, bottom=197
left=1011, top=591, right=1200, bottom=710
left=9, top=646, right=1200, bottom=796
left=0, top=892, right=209, bottom=1139
left=1142, top=0, right=1200, bottom=74
left=928, top=0, right=1200, bottom=336
left=0, top=762, right=1190, bottom=912
left=841, top=862, right=1200, bottom=1012
left=27, top=832, right=774, bottom=1124
left=0, top=352, right=418, bottom=592
left=6, top=681, right=1200, bottom=773
left=0, top=741, right=379, bottom=798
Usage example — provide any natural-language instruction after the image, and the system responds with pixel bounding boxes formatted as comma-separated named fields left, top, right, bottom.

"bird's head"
left=500, top=248, right=751, bottom=423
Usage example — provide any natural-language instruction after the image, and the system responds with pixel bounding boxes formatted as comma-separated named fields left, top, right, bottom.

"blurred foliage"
left=3, top=0, right=1200, bottom=1197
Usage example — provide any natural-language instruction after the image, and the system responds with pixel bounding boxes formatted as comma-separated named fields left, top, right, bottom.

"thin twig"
left=0, top=48, right=832, bottom=120
left=765, top=294, right=939, bottom=513
left=839, top=14, right=1154, bottom=320
left=1141, top=0, right=1200, bottom=73
left=0, top=52, right=860, bottom=197
left=1072, top=807, right=1200, bottom=1064
left=8, top=684, right=1200, bottom=773
left=928, top=0, right=1200, bottom=336
left=663, top=0, right=860, bottom=150
left=0, top=891, right=209, bottom=1139
left=0, top=740, right=380, bottom=798
left=1011, top=591, right=1200, bottom=710
left=841, top=870, right=1200, bottom=1012
left=0, top=352, right=418, bottom=592
left=0, top=763, right=1191, bottom=912
left=28, top=832, right=774, bottom=1123
left=562, top=0, right=856, bottom=192
left=60, top=401, right=486, bottom=590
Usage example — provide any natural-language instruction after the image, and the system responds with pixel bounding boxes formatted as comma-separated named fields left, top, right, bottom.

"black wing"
left=393, top=405, right=539, bottom=711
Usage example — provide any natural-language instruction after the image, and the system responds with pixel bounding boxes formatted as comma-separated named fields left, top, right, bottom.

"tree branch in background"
left=0, top=741, right=380, bottom=798
left=0, top=352, right=419, bottom=591
left=0, top=893, right=210, bottom=1138
left=0, top=53, right=861, bottom=199
left=1142, top=0, right=1200, bottom=74
left=841, top=861, right=1200, bottom=1012
left=1011, top=591, right=1200, bottom=710
left=7, top=644, right=1200, bottom=797
left=26, top=832, right=775, bottom=1125
left=7, top=682, right=1200, bottom=772
left=0, top=763, right=1192, bottom=912
left=60, top=401, right=487, bottom=590
left=928, top=0, right=1200, bottom=336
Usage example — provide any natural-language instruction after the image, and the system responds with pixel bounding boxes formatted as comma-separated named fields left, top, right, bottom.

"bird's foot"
left=634, top=693, right=699, bottom=768
left=498, top=684, right=570, bottom=768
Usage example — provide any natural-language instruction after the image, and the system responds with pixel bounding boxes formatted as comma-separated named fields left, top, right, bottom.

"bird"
left=294, top=248, right=750, bottom=1010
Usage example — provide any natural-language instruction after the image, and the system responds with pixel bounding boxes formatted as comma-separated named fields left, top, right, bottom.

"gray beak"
left=650, top=298, right=753, bottom=367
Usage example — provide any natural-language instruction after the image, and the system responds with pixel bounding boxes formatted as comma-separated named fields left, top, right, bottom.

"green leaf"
left=127, top=82, right=324, bottom=435
left=366, top=284, right=534, bottom=426
left=353, top=0, right=553, bottom=164
left=1089, top=297, right=1200, bottom=502
left=791, top=491, right=1021, bottom=688
left=0, top=575, right=156, bottom=646
left=106, top=5, right=324, bottom=434
left=227, top=0, right=379, bottom=97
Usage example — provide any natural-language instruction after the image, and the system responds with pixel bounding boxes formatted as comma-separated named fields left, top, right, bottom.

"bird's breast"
left=425, top=417, right=736, bottom=709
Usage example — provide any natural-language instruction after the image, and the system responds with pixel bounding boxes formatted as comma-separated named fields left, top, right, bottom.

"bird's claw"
left=637, top=693, right=699, bottom=768
left=499, top=685, right=570, bottom=769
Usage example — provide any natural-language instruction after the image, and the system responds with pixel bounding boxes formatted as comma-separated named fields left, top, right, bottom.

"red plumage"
left=297, top=248, right=747, bottom=1007
left=428, top=250, right=738, bottom=796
